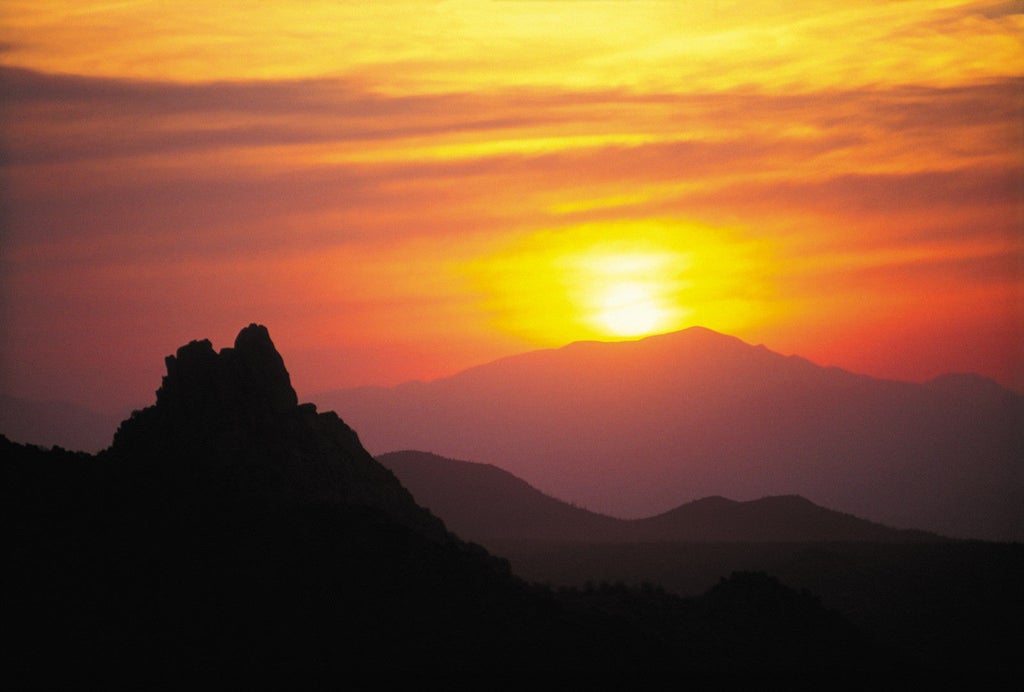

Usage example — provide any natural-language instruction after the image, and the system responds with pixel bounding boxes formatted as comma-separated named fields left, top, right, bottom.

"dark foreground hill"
left=320, top=327, right=1024, bottom=541
left=493, top=539, right=1024, bottom=677
left=379, top=450, right=943, bottom=543
left=4, top=325, right=904, bottom=685
left=381, top=450, right=1024, bottom=676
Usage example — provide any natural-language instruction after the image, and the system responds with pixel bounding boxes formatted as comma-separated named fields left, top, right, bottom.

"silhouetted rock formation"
left=5, top=324, right=908, bottom=684
left=157, top=325, right=298, bottom=418
left=107, top=324, right=443, bottom=536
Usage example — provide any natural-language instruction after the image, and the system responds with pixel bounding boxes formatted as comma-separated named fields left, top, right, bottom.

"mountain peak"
left=229, top=323, right=299, bottom=412
left=155, top=323, right=297, bottom=422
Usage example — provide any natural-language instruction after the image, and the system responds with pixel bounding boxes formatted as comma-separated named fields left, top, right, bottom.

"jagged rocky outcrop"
left=105, top=324, right=446, bottom=540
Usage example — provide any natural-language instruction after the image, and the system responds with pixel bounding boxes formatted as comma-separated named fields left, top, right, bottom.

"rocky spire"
left=228, top=323, right=299, bottom=412
left=154, top=323, right=298, bottom=423
left=106, top=324, right=450, bottom=542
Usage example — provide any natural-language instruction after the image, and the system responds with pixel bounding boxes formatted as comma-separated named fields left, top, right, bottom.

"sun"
left=596, top=282, right=666, bottom=337
left=574, top=246, right=689, bottom=339
left=463, top=219, right=771, bottom=345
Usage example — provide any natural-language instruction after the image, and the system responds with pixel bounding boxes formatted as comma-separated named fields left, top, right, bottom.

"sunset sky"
left=1, top=1, right=1021, bottom=415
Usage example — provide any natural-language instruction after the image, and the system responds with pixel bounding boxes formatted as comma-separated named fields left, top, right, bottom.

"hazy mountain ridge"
left=379, top=450, right=944, bottom=544
left=321, top=327, right=1024, bottom=541
left=7, top=324, right=906, bottom=682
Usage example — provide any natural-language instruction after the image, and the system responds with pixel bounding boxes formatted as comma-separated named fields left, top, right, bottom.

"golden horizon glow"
left=0, top=1, right=1020, bottom=410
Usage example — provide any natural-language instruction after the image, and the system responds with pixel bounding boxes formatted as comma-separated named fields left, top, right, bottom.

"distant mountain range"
left=319, top=327, right=1023, bottom=541
left=4, top=325, right=1021, bottom=541
left=379, top=450, right=944, bottom=544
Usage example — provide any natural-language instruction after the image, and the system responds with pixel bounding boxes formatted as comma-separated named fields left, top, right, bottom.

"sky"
left=1, top=0, right=1021, bottom=415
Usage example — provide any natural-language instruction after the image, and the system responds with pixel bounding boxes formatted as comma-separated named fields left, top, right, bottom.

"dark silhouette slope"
left=379, top=450, right=943, bottom=544
left=320, top=327, right=1024, bottom=540
left=377, top=453, right=1018, bottom=676
left=5, top=324, right=902, bottom=684
left=496, top=538, right=1024, bottom=676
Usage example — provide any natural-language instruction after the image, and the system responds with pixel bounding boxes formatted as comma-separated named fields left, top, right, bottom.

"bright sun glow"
left=571, top=244, right=690, bottom=339
left=597, top=282, right=666, bottom=336
left=464, top=220, right=776, bottom=345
